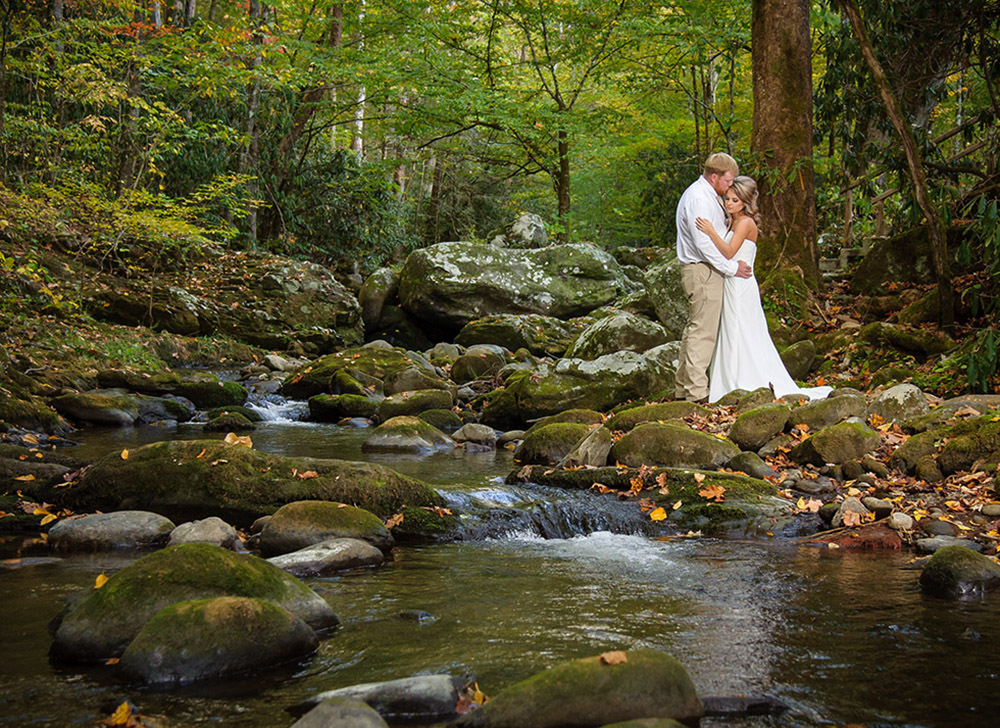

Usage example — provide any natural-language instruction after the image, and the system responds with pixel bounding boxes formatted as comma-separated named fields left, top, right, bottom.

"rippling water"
left=2, top=418, right=999, bottom=727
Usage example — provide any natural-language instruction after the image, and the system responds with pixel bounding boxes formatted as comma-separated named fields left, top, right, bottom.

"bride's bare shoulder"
left=734, top=216, right=758, bottom=240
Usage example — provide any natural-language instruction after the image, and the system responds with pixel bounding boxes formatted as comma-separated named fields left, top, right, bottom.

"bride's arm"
left=695, top=217, right=752, bottom=259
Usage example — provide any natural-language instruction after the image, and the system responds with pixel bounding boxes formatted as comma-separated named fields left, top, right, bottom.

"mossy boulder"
left=888, top=430, right=940, bottom=473
left=280, top=346, right=439, bottom=400
left=455, top=314, right=586, bottom=357
left=205, top=405, right=262, bottom=422
left=397, top=241, right=628, bottom=331
left=49, top=390, right=139, bottom=426
left=453, top=649, right=702, bottom=728
left=867, top=383, right=930, bottom=423
left=787, top=394, right=867, bottom=430
left=259, top=500, right=393, bottom=556
left=50, top=543, right=338, bottom=662
left=642, top=258, right=688, bottom=339
left=789, top=421, right=881, bottom=466
left=359, top=266, right=400, bottom=331
left=609, top=422, right=738, bottom=470
left=514, top=422, right=593, bottom=465
left=118, top=596, right=319, bottom=685
left=49, top=439, right=444, bottom=522
left=308, top=393, right=379, bottom=421
left=525, top=408, right=606, bottom=436
left=0, top=390, right=68, bottom=433
left=858, top=322, right=957, bottom=358
left=937, top=418, right=1000, bottom=475
left=760, top=267, right=811, bottom=321
left=565, top=312, right=671, bottom=360
left=418, top=408, right=464, bottom=432
left=375, top=389, right=454, bottom=420
left=100, top=370, right=249, bottom=410
left=204, top=412, right=256, bottom=432
left=779, top=339, right=816, bottom=381
left=849, top=225, right=959, bottom=294
left=481, top=350, right=676, bottom=429
left=734, top=387, right=776, bottom=413
left=361, top=416, right=455, bottom=453
left=604, top=401, right=709, bottom=433
left=919, top=544, right=1000, bottom=597
left=389, top=505, right=462, bottom=543
left=869, top=365, right=916, bottom=390
left=558, top=426, right=614, bottom=468
left=450, top=346, right=507, bottom=384
left=728, top=403, right=791, bottom=452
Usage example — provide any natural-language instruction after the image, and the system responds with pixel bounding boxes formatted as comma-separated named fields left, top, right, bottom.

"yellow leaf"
left=471, top=682, right=488, bottom=705
left=693, top=472, right=706, bottom=483
left=599, top=650, right=628, bottom=665
left=796, top=497, right=807, bottom=511
left=672, top=500, right=683, bottom=510
left=106, top=700, right=132, bottom=726
left=120, top=448, right=129, bottom=460
left=95, top=572, right=109, bottom=589
left=104, top=657, right=120, bottom=666
left=23, top=433, right=39, bottom=444
left=224, top=432, right=253, bottom=448
left=40, top=513, right=57, bottom=526
left=842, top=510, right=862, bottom=527
left=649, top=507, right=667, bottom=521
left=196, top=447, right=207, bottom=459
left=385, top=513, right=404, bottom=529
left=14, top=474, right=35, bottom=482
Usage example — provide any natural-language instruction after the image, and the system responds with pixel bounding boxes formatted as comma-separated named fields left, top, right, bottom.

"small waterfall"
left=246, top=394, right=309, bottom=423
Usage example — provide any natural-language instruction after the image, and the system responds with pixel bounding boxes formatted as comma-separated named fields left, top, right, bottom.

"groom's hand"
left=736, top=260, right=752, bottom=278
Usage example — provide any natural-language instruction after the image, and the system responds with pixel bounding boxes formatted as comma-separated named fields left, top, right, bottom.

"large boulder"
left=558, top=426, right=614, bottom=468
left=455, top=314, right=586, bottom=358
left=167, top=516, right=240, bottom=549
left=453, top=650, right=703, bottom=728
left=281, top=346, right=446, bottom=400
left=936, top=417, right=1000, bottom=475
left=565, top=312, right=672, bottom=360
left=96, top=369, right=246, bottom=409
left=359, top=267, right=400, bottom=332
left=779, top=340, right=816, bottom=381
left=609, top=422, right=739, bottom=470
left=50, top=389, right=194, bottom=427
left=858, top=322, right=957, bottom=358
left=267, top=538, right=385, bottom=576
left=850, top=225, right=962, bottom=294
left=481, top=349, right=677, bottom=429
left=361, top=416, right=455, bottom=454
left=514, top=422, right=593, bottom=465
left=375, top=389, right=453, bottom=420
left=867, top=383, right=930, bottom=423
left=789, top=421, right=881, bottom=466
left=728, top=403, right=791, bottom=452
left=787, top=393, right=867, bottom=431
left=451, top=346, right=507, bottom=384
left=604, top=401, right=709, bottom=433
left=308, top=393, right=379, bottom=421
left=259, top=500, right=393, bottom=556
left=919, top=544, right=1000, bottom=597
left=397, top=242, right=628, bottom=331
left=642, top=258, right=688, bottom=340
left=46, top=439, right=444, bottom=522
left=48, top=511, right=175, bottom=552
left=118, top=596, right=318, bottom=684
left=50, top=543, right=338, bottom=662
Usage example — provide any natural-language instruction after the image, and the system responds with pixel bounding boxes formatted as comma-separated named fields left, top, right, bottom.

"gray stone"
left=609, top=422, right=739, bottom=470
left=375, top=389, right=454, bottom=421
left=557, top=426, right=613, bottom=468
left=565, top=312, right=671, bottom=360
left=643, top=258, right=688, bottom=340
left=868, top=383, right=930, bottom=423
left=295, top=674, right=464, bottom=725
left=788, top=394, right=867, bottom=431
left=260, top=501, right=394, bottom=556
left=862, top=497, right=893, bottom=520
left=497, top=430, right=526, bottom=447
left=268, top=538, right=384, bottom=576
left=265, top=354, right=297, bottom=372
left=887, top=512, right=915, bottom=531
left=455, top=314, right=582, bottom=358
left=982, top=504, right=1000, bottom=517
left=452, top=424, right=498, bottom=448
left=921, top=519, right=959, bottom=537
left=359, top=267, right=401, bottom=332
left=831, top=497, right=872, bottom=527
left=795, top=478, right=834, bottom=495
left=728, top=451, right=777, bottom=480
left=728, top=403, right=791, bottom=452
left=915, top=535, right=984, bottom=554
left=790, top=420, right=881, bottom=466
left=779, top=340, right=816, bottom=381
left=48, top=511, right=175, bottom=552
left=451, top=347, right=506, bottom=384
left=362, top=416, right=455, bottom=454
left=292, top=698, right=390, bottom=728
left=168, top=517, right=239, bottom=550
left=384, top=366, right=452, bottom=396
left=735, top=387, right=776, bottom=414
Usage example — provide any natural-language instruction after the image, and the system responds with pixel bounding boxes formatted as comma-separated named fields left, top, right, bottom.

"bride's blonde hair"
left=730, top=176, right=760, bottom=225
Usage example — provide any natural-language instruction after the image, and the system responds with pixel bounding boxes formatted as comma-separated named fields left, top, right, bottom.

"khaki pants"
left=674, top=262, right=724, bottom=401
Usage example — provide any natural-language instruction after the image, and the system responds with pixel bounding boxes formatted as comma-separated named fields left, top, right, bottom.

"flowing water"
left=2, top=403, right=999, bottom=727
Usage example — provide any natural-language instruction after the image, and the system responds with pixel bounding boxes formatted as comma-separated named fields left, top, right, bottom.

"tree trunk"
left=555, top=128, right=570, bottom=242
left=424, top=156, right=444, bottom=245
left=241, top=0, right=264, bottom=249
left=351, top=0, right=366, bottom=161
left=750, top=0, right=820, bottom=288
left=0, top=0, right=10, bottom=172
left=185, top=0, right=196, bottom=26
left=837, top=0, right=954, bottom=329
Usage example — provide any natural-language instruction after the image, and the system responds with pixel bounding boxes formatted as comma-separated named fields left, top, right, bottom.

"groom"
left=673, top=152, right=752, bottom=403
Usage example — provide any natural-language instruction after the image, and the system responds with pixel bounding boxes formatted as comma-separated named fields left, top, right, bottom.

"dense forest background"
left=1, top=0, right=999, bottom=389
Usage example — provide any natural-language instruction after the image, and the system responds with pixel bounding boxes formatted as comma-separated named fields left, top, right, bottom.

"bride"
left=695, top=176, right=832, bottom=403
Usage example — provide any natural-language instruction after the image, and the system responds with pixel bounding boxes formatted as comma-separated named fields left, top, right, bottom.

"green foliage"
left=956, top=194, right=1000, bottom=392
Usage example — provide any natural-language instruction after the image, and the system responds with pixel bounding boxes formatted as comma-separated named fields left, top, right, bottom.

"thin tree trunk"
left=0, top=0, right=10, bottom=173
left=691, top=65, right=700, bottom=161
left=554, top=128, right=570, bottom=241
left=152, top=1, right=162, bottom=27
left=329, top=3, right=342, bottom=150
left=185, top=0, right=196, bottom=26
left=351, top=0, right=366, bottom=161
left=242, top=0, right=264, bottom=249
left=425, top=156, right=445, bottom=245
left=837, top=0, right=954, bottom=329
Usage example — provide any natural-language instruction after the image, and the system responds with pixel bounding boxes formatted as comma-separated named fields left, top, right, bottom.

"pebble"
left=887, top=512, right=914, bottom=531
left=982, top=504, right=1000, bottom=518
left=922, top=519, right=958, bottom=537
left=795, top=478, right=834, bottom=495
left=862, top=497, right=893, bottom=519
left=915, top=536, right=984, bottom=554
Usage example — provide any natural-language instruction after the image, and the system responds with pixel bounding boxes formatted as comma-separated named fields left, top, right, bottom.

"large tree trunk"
left=750, top=0, right=821, bottom=288
left=837, top=0, right=954, bottom=329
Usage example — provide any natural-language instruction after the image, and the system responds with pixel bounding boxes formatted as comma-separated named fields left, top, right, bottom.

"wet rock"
left=168, top=517, right=239, bottom=549
left=375, top=389, right=454, bottom=421
left=728, top=451, right=777, bottom=480
left=604, top=401, right=709, bottom=434
left=789, top=420, right=881, bottom=466
left=452, top=649, right=702, bottom=728
left=814, top=522, right=902, bottom=550
left=419, top=409, right=464, bottom=432
left=728, top=403, right=791, bottom=452
left=118, top=596, right=318, bottom=685
left=203, top=412, right=255, bottom=432
left=592, top=720, right=686, bottom=728
left=260, top=501, right=393, bottom=556
left=779, top=339, right=816, bottom=381
left=867, top=383, right=930, bottom=423
left=862, top=497, right=893, bottom=519
left=787, top=394, right=867, bottom=431
left=50, top=390, right=141, bottom=426
left=497, top=430, right=526, bottom=447
left=97, top=370, right=247, bottom=409
left=359, top=267, right=401, bottom=332
left=566, top=312, right=671, bottom=360
left=452, top=424, right=497, bottom=449
left=609, top=422, right=738, bottom=470
left=362, top=416, right=455, bottom=454
left=48, top=511, right=175, bottom=552
left=914, top=454, right=944, bottom=482
left=919, top=544, right=1000, bottom=597
left=50, top=543, right=337, bottom=662
left=921, top=519, right=959, bottom=537
left=385, top=365, right=452, bottom=396
left=455, top=314, right=584, bottom=358
left=292, top=697, right=390, bottom=728
left=267, top=538, right=384, bottom=576
left=451, top=346, right=507, bottom=384
left=515, top=423, right=593, bottom=465
left=831, top=497, right=872, bottom=527
left=558, top=426, right=613, bottom=468
left=915, top=536, right=984, bottom=554
left=308, top=393, right=379, bottom=421
left=294, top=674, right=467, bottom=724
left=280, top=346, right=442, bottom=400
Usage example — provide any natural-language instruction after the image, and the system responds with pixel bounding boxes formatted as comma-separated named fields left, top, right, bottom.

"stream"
left=2, top=401, right=999, bottom=727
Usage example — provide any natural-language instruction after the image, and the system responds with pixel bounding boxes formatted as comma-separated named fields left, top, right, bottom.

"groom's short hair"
left=704, top=152, right=739, bottom=177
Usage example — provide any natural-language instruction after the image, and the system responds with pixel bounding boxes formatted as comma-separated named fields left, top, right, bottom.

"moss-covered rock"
left=450, top=347, right=507, bottom=384
left=418, top=408, right=464, bottom=432
left=867, top=383, right=929, bottom=423
left=760, top=267, right=811, bottom=321
left=45, top=439, right=443, bottom=522
left=787, top=393, right=867, bottom=430
left=118, top=596, right=319, bottom=684
left=389, top=504, right=463, bottom=543
left=375, top=389, right=454, bottom=421
left=361, top=416, right=455, bottom=453
left=94, top=369, right=245, bottom=408
left=604, top=401, right=709, bottom=433
left=205, top=405, right=262, bottom=422
left=558, top=426, right=613, bottom=468
left=50, top=390, right=140, bottom=426
left=525, top=408, right=606, bottom=436
left=514, top=422, right=593, bottom=465
left=280, top=346, right=440, bottom=400
left=728, top=403, right=791, bottom=452
left=204, top=412, right=256, bottom=432
left=919, top=544, right=1000, bottom=597
left=453, top=649, right=702, bottom=728
left=869, top=365, right=916, bottom=390
left=641, top=258, right=688, bottom=340
left=397, top=241, right=628, bottom=331
left=888, top=429, right=940, bottom=473
left=779, top=339, right=816, bottom=381
left=849, top=225, right=961, bottom=294
left=50, top=543, right=338, bottom=662
left=734, top=387, right=776, bottom=413
left=565, top=312, right=671, bottom=360
left=859, top=322, right=957, bottom=358
left=0, top=391, right=68, bottom=433
left=259, top=500, right=393, bottom=556
left=789, top=421, right=881, bottom=466
left=308, top=393, right=378, bottom=421
left=937, top=418, right=1000, bottom=475
left=609, top=422, right=738, bottom=470
left=455, top=313, right=586, bottom=358
left=359, top=266, right=401, bottom=331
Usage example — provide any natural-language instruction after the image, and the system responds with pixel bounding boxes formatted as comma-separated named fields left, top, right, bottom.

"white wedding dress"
left=708, top=232, right=832, bottom=403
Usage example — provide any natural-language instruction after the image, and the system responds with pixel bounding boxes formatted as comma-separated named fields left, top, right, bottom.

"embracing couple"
left=673, top=152, right=831, bottom=404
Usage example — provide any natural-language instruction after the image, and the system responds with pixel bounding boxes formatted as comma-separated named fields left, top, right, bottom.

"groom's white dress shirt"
left=675, top=176, right=739, bottom=277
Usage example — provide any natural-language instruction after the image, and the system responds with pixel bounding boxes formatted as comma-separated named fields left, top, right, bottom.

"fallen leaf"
left=590, top=482, right=615, bottom=494
left=120, top=448, right=129, bottom=460
left=842, top=510, right=862, bottom=527
left=698, top=484, right=726, bottom=502
left=295, top=470, right=319, bottom=480
left=672, top=500, right=683, bottom=510
left=385, top=513, right=404, bottom=529
left=95, top=572, right=109, bottom=589
left=195, top=448, right=207, bottom=459
left=40, top=513, right=57, bottom=526
left=693, top=472, right=706, bottom=483
left=103, top=700, right=132, bottom=726
left=224, top=432, right=253, bottom=448
left=649, top=507, right=667, bottom=521
left=13, top=474, right=35, bottom=482
left=599, top=650, right=628, bottom=665
left=23, top=433, right=39, bottom=444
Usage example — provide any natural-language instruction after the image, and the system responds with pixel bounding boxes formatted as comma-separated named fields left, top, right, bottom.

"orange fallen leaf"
left=385, top=513, right=404, bottom=529
left=600, top=650, right=628, bottom=665
left=22, top=433, right=39, bottom=445
left=698, top=484, right=726, bottom=502
left=95, top=572, right=109, bottom=589
left=120, top=448, right=129, bottom=460
left=223, top=432, right=253, bottom=448
left=294, top=470, right=319, bottom=480
left=649, top=507, right=667, bottom=521
left=13, top=474, right=35, bottom=482
left=590, top=482, right=615, bottom=494
left=842, top=510, right=862, bottom=527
